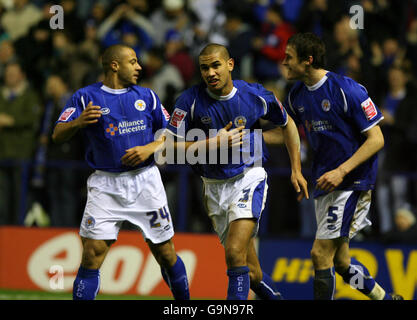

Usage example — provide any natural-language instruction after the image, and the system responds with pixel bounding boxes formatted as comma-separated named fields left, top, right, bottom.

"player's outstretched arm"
left=316, top=125, right=384, bottom=193
left=52, top=102, right=101, bottom=143
left=282, top=115, right=309, bottom=201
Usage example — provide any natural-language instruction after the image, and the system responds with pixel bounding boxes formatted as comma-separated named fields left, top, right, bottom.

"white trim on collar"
left=100, top=84, right=129, bottom=94
left=306, top=73, right=329, bottom=91
left=206, top=87, right=237, bottom=101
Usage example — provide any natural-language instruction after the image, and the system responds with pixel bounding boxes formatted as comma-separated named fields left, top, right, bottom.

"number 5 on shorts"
left=327, top=206, right=338, bottom=230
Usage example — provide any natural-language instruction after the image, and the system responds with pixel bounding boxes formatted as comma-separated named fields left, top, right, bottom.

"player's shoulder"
left=235, top=79, right=267, bottom=93
left=129, top=85, right=156, bottom=98
left=77, top=82, right=102, bottom=94
left=326, top=71, right=368, bottom=94
left=287, top=80, right=305, bottom=102
left=174, top=83, right=204, bottom=107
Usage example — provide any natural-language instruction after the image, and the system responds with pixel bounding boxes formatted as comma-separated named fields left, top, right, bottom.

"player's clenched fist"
left=75, top=101, right=102, bottom=128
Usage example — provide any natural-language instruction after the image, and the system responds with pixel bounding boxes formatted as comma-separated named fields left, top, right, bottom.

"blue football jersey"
left=165, top=80, right=288, bottom=179
left=284, top=72, right=384, bottom=198
left=55, top=83, right=170, bottom=172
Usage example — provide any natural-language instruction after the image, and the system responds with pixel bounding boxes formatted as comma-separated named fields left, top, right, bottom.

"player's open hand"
left=216, top=121, right=246, bottom=148
left=291, top=171, right=309, bottom=201
left=76, top=101, right=101, bottom=128
left=121, top=145, right=153, bottom=167
left=316, top=167, right=346, bottom=193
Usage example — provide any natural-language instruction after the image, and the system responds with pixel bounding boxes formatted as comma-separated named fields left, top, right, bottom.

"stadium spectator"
left=141, top=46, right=184, bottom=110
left=59, top=0, right=85, bottom=43
left=0, top=40, right=17, bottom=82
left=165, top=29, right=197, bottom=86
left=223, top=11, right=255, bottom=80
left=0, top=62, right=41, bottom=225
left=96, top=2, right=154, bottom=57
left=376, top=66, right=409, bottom=233
left=380, top=208, right=417, bottom=244
left=381, top=68, right=417, bottom=228
left=13, top=2, right=54, bottom=90
left=252, top=4, right=294, bottom=81
left=30, top=74, right=86, bottom=227
left=405, top=18, right=417, bottom=76
left=0, top=0, right=42, bottom=41
left=295, top=0, right=341, bottom=38
left=150, top=0, right=200, bottom=49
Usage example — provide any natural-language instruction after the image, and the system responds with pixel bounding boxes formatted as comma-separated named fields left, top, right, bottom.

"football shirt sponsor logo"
left=170, top=108, right=187, bottom=128
left=361, top=98, right=377, bottom=120
left=58, top=107, right=76, bottom=121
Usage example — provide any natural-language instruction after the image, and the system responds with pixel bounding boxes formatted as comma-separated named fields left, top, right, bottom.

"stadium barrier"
left=1, top=226, right=416, bottom=299
left=259, top=238, right=417, bottom=300
left=0, top=226, right=228, bottom=299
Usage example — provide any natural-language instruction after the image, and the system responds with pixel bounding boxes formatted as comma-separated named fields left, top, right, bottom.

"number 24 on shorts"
left=147, top=206, right=170, bottom=228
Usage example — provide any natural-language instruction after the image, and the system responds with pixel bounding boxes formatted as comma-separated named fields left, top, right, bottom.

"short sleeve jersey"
left=284, top=72, right=384, bottom=198
left=55, top=83, right=170, bottom=172
left=165, top=80, right=288, bottom=179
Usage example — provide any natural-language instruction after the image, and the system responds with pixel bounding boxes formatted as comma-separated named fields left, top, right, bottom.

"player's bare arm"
left=282, top=116, right=309, bottom=201
left=316, top=125, right=384, bottom=192
left=121, top=139, right=165, bottom=166
left=262, top=126, right=284, bottom=145
left=52, top=101, right=101, bottom=143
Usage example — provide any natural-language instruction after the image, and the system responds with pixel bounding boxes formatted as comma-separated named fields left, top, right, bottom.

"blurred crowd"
left=0, top=0, right=416, bottom=243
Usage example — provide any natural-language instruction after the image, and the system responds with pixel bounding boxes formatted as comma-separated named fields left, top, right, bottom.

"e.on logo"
left=27, top=233, right=196, bottom=295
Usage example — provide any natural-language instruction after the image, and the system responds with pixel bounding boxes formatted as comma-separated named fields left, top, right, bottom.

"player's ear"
left=227, top=58, right=234, bottom=72
left=110, top=60, right=119, bottom=73
left=305, top=55, right=314, bottom=67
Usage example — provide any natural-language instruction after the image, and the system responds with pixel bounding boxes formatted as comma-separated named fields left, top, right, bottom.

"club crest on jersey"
left=361, top=97, right=377, bottom=121
left=321, top=99, right=331, bottom=112
left=170, top=108, right=187, bottom=128
left=134, top=99, right=146, bottom=111
left=85, top=216, right=95, bottom=229
left=201, top=116, right=212, bottom=124
left=234, top=116, right=247, bottom=127
left=58, top=107, right=76, bottom=121
left=298, top=106, right=305, bottom=113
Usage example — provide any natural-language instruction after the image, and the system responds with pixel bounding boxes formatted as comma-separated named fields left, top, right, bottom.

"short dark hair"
left=287, top=33, right=326, bottom=69
left=199, top=43, right=230, bottom=61
left=101, top=44, right=132, bottom=74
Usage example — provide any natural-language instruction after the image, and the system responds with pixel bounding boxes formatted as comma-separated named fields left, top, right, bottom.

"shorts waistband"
left=201, top=166, right=266, bottom=184
left=95, top=165, right=153, bottom=177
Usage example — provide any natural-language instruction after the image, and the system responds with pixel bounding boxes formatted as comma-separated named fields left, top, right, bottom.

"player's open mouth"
left=207, top=79, right=219, bottom=86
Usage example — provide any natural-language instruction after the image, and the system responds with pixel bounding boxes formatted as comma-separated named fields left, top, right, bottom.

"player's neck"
left=102, top=75, right=128, bottom=89
left=304, top=68, right=327, bottom=87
